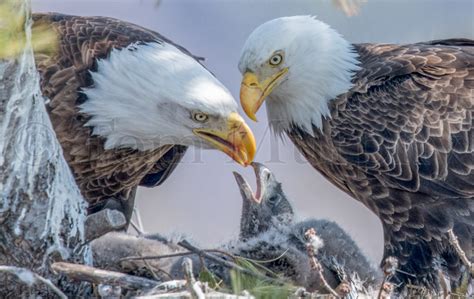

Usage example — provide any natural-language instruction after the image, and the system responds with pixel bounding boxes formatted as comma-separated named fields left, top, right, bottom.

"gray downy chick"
left=91, top=232, right=182, bottom=281
left=291, top=219, right=381, bottom=290
left=231, top=162, right=381, bottom=294
left=233, top=162, right=294, bottom=240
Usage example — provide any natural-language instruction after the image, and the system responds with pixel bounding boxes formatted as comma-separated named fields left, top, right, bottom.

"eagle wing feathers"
left=290, top=40, right=474, bottom=286
left=33, top=13, right=190, bottom=213
left=330, top=41, right=474, bottom=283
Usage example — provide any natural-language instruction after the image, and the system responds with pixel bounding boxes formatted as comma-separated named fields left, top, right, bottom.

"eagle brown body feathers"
left=289, top=39, right=474, bottom=287
left=33, top=13, right=188, bottom=218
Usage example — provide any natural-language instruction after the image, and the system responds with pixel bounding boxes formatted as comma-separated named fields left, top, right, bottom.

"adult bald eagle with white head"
left=32, top=13, right=256, bottom=222
left=238, top=15, right=473, bottom=291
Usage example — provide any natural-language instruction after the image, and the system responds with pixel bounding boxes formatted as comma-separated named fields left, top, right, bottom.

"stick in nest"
left=182, top=257, right=206, bottom=299
left=120, top=249, right=236, bottom=263
left=304, top=228, right=339, bottom=297
left=177, top=239, right=287, bottom=285
left=51, top=262, right=159, bottom=290
left=0, top=265, right=67, bottom=299
left=447, top=229, right=474, bottom=275
left=377, top=256, right=397, bottom=299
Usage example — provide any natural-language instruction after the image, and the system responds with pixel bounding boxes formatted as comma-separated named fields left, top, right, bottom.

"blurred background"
left=32, top=0, right=474, bottom=266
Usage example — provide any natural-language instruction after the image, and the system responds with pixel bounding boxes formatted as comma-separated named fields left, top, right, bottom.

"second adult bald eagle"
left=32, top=13, right=255, bottom=221
left=238, top=16, right=473, bottom=291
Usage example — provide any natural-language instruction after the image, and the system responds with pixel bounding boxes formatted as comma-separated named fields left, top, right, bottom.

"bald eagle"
left=238, top=16, right=473, bottom=290
left=32, top=13, right=256, bottom=221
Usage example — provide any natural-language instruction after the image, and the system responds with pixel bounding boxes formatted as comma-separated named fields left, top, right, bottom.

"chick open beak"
left=232, top=162, right=266, bottom=204
left=240, top=68, right=288, bottom=121
left=193, top=112, right=256, bottom=166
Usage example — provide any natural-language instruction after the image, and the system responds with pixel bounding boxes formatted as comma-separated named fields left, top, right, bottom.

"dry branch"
left=130, top=220, right=145, bottom=236
left=127, top=258, right=254, bottom=299
left=0, top=266, right=67, bottom=299
left=120, top=252, right=194, bottom=262
left=137, top=291, right=254, bottom=298
left=182, top=258, right=205, bottom=299
left=447, top=229, right=474, bottom=275
left=377, top=257, right=397, bottom=299
left=177, top=240, right=285, bottom=285
left=133, top=204, right=146, bottom=234
left=120, top=249, right=237, bottom=263
left=51, top=262, right=159, bottom=290
left=304, top=228, right=339, bottom=297
left=141, top=280, right=187, bottom=296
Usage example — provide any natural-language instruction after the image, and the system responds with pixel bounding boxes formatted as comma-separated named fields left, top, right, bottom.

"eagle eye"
left=269, top=53, right=283, bottom=66
left=192, top=112, right=209, bottom=123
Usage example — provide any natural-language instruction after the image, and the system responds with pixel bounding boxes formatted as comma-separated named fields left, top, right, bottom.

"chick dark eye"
left=267, top=195, right=279, bottom=204
left=269, top=54, right=283, bottom=66
left=193, top=112, right=209, bottom=123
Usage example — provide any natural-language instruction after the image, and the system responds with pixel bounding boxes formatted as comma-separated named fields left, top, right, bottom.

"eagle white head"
left=81, top=41, right=255, bottom=165
left=238, top=16, right=360, bottom=134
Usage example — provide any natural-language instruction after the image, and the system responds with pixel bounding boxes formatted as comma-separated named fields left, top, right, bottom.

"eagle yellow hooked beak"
left=240, top=68, right=288, bottom=121
left=193, top=112, right=256, bottom=166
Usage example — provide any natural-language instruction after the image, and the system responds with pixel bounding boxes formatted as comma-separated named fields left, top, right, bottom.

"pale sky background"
left=32, top=0, right=474, bottom=265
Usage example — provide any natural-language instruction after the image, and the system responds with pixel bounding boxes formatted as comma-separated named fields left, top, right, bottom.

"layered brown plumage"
left=33, top=13, right=189, bottom=218
left=289, top=39, right=474, bottom=288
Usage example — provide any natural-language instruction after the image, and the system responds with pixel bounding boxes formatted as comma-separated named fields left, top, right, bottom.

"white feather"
left=81, top=42, right=237, bottom=150
left=239, top=16, right=360, bottom=135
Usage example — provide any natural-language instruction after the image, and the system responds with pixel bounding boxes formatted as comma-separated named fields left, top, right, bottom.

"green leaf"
left=199, top=268, right=220, bottom=289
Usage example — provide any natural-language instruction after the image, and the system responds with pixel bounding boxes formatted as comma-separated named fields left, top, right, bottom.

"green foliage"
left=199, top=267, right=221, bottom=289
left=229, top=257, right=295, bottom=299
left=0, top=0, right=57, bottom=58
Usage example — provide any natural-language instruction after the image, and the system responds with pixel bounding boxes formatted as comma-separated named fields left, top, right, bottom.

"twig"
left=241, top=248, right=289, bottom=264
left=447, top=229, right=474, bottom=275
left=304, top=228, right=339, bottom=298
left=0, top=265, right=67, bottom=299
left=133, top=203, right=146, bottom=234
left=51, top=262, right=159, bottom=290
left=237, top=249, right=289, bottom=278
left=178, top=240, right=252, bottom=275
left=394, top=268, right=416, bottom=278
left=143, top=260, right=161, bottom=281
left=137, top=290, right=254, bottom=298
left=130, top=220, right=145, bottom=236
left=437, top=269, right=449, bottom=298
left=377, top=257, right=397, bottom=299
left=203, top=249, right=238, bottom=262
left=182, top=258, right=206, bottom=299
left=142, top=280, right=187, bottom=296
left=134, top=254, right=174, bottom=282
left=120, top=249, right=235, bottom=263
left=119, top=248, right=280, bottom=281
left=120, top=251, right=193, bottom=262
left=177, top=240, right=286, bottom=285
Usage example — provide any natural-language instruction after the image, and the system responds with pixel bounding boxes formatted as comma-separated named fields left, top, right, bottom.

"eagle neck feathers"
left=268, top=39, right=360, bottom=137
